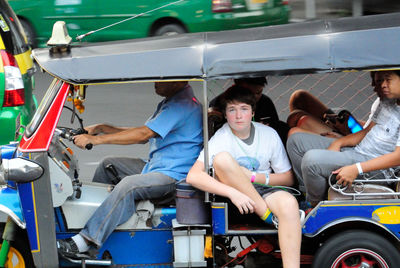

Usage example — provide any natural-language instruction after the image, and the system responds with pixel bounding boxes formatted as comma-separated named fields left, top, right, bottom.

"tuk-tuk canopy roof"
left=33, top=13, right=400, bottom=84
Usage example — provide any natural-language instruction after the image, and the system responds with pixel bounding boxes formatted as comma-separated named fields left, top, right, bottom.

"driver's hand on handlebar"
left=73, top=134, right=94, bottom=150
left=332, top=164, right=358, bottom=186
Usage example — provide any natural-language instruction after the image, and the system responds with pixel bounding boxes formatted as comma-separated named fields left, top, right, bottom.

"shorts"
left=254, top=183, right=282, bottom=199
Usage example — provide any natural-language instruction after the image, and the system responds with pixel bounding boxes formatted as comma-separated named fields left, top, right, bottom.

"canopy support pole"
left=201, top=80, right=210, bottom=202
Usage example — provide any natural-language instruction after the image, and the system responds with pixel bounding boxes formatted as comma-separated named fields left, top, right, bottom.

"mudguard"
left=303, top=200, right=400, bottom=241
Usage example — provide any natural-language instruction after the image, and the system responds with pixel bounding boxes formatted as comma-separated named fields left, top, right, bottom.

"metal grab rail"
left=328, top=168, right=400, bottom=198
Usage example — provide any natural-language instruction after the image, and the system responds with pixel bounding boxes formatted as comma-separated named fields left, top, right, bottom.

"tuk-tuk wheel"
left=312, top=230, right=400, bottom=268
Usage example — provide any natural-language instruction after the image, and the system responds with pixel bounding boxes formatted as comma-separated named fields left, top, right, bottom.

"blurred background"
left=8, top=0, right=400, bottom=48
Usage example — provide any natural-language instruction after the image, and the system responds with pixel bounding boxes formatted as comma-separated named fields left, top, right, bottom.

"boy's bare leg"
left=266, top=191, right=301, bottom=268
left=213, top=152, right=301, bottom=268
left=213, top=152, right=268, bottom=215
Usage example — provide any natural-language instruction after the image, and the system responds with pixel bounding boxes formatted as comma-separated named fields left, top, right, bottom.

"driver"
left=57, top=81, right=203, bottom=257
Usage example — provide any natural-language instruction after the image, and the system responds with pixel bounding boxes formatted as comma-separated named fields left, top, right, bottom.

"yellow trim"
left=321, top=203, right=400, bottom=207
left=28, top=149, right=40, bottom=253
left=30, top=181, right=40, bottom=253
left=14, top=50, right=33, bottom=75
left=62, top=78, right=204, bottom=86
left=0, top=38, right=4, bottom=73
left=0, top=37, right=5, bottom=49
left=211, top=206, right=225, bottom=209
left=33, top=63, right=204, bottom=85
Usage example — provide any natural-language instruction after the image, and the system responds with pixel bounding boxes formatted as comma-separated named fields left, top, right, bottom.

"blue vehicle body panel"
left=1, top=143, right=17, bottom=159
left=56, top=207, right=176, bottom=266
left=303, top=202, right=400, bottom=239
left=100, top=230, right=173, bottom=265
left=0, top=187, right=23, bottom=222
left=18, top=182, right=39, bottom=251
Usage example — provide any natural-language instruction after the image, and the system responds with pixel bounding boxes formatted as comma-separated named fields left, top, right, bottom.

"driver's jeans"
left=79, top=157, right=176, bottom=247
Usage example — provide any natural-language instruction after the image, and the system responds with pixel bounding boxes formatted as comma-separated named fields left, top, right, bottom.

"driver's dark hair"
left=234, top=77, right=267, bottom=86
left=220, top=85, right=256, bottom=112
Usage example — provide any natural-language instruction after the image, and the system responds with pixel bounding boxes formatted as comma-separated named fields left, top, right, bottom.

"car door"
left=42, top=0, right=98, bottom=43
left=94, top=0, right=151, bottom=41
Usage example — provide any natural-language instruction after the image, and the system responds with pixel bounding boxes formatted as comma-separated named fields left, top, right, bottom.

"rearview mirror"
left=0, top=158, right=44, bottom=184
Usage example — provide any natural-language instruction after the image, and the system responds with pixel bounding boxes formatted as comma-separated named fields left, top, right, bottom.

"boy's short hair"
left=220, top=85, right=257, bottom=112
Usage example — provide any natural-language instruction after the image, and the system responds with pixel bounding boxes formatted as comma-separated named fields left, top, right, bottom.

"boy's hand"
left=332, top=164, right=358, bottom=186
left=229, top=189, right=255, bottom=214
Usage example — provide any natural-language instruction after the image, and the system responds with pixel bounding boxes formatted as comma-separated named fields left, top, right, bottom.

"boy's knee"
left=272, top=193, right=299, bottom=218
left=301, top=150, right=320, bottom=168
left=213, top=152, right=235, bottom=170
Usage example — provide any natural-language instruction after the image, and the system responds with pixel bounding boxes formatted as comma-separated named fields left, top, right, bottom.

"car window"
left=0, top=1, right=28, bottom=54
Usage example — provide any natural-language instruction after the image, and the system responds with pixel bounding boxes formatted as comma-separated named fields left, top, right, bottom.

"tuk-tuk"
left=1, top=12, right=400, bottom=268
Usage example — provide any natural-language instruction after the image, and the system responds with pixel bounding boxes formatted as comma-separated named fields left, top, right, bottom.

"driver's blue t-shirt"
left=142, top=85, right=203, bottom=180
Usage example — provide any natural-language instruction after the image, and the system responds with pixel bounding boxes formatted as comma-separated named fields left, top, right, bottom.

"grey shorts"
left=254, top=183, right=282, bottom=199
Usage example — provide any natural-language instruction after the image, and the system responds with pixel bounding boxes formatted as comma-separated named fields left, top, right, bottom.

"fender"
left=0, top=187, right=25, bottom=229
left=303, top=200, right=400, bottom=241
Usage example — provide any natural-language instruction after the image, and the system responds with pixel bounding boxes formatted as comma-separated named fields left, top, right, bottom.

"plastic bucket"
left=176, top=181, right=209, bottom=224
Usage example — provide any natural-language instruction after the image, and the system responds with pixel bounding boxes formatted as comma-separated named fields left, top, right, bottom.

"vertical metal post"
left=352, top=0, right=363, bottom=17
left=202, top=80, right=209, bottom=202
left=29, top=153, right=59, bottom=267
left=305, top=0, right=316, bottom=20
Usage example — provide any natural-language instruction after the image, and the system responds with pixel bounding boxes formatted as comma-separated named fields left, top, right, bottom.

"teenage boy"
left=187, top=85, right=302, bottom=268
left=287, top=71, right=400, bottom=206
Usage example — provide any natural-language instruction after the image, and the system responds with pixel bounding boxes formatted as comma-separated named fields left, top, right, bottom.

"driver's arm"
left=85, top=123, right=129, bottom=135
left=74, top=125, right=156, bottom=148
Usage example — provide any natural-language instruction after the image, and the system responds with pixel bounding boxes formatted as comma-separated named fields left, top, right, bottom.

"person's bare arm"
left=73, top=125, right=156, bottom=149
left=328, top=122, right=375, bottom=151
left=85, top=123, right=129, bottom=135
left=334, top=146, right=400, bottom=186
left=268, top=170, right=294, bottom=186
left=187, top=161, right=256, bottom=214
left=239, top=167, right=294, bottom=186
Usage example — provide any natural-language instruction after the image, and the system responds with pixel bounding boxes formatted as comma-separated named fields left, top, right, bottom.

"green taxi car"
left=8, top=0, right=290, bottom=47
left=0, top=0, right=36, bottom=144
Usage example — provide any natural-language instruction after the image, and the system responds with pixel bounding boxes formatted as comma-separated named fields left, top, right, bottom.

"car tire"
left=19, top=19, right=36, bottom=48
left=154, top=24, right=186, bottom=36
left=312, top=229, right=400, bottom=268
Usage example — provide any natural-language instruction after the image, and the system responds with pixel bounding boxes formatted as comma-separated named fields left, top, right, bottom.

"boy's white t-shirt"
left=363, top=97, right=380, bottom=128
left=197, top=122, right=291, bottom=174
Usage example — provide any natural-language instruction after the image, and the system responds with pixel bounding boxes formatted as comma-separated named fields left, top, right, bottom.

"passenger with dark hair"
left=287, top=70, right=400, bottom=206
left=188, top=85, right=303, bottom=268
left=209, top=77, right=289, bottom=143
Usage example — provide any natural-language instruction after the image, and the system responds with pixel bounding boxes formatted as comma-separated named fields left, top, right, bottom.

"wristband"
left=356, top=162, right=363, bottom=175
left=265, top=173, right=270, bottom=185
left=250, top=172, right=256, bottom=183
